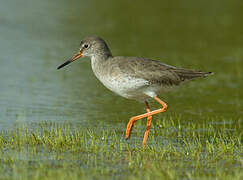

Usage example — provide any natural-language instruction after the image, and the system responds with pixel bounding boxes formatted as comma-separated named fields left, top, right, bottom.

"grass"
left=0, top=116, right=242, bottom=180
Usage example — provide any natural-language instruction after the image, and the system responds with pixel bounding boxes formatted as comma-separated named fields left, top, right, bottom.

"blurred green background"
left=0, top=0, right=242, bottom=129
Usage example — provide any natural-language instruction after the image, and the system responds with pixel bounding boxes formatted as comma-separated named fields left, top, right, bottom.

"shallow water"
left=0, top=0, right=242, bottom=131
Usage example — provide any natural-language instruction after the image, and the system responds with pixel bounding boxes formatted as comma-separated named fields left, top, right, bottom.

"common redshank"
left=57, top=35, right=212, bottom=146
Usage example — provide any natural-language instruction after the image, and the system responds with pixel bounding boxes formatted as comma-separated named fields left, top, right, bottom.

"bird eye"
left=83, top=44, right=89, bottom=49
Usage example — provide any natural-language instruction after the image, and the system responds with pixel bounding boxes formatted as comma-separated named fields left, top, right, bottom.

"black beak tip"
left=57, top=60, right=71, bottom=70
left=57, top=65, right=63, bottom=70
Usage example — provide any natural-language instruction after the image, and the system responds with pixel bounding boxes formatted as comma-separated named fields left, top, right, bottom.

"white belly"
left=99, top=75, right=150, bottom=99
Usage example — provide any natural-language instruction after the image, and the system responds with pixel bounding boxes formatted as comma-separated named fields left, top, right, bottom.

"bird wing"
left=112, top=56, right=212, bottom=86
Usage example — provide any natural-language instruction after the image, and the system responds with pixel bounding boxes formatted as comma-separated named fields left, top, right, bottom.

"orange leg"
left=125, top=96, right=168, bottom=145
left=143, top=101, right=153, bottom=146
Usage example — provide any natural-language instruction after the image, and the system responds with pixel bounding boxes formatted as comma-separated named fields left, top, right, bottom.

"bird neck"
left=91, top=51, right=112, bottom=63
left=91, top=52, right=108, bottom=68
left=95, top=43, right=113, bottom=61
left=90, top=47, right=112, bottom=76
left=91, top=53, right=111, bottom=81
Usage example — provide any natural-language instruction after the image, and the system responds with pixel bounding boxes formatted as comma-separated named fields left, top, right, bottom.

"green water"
left=0, top=1, right=242, bottom=133
left=0, top=0, right=242, bottom=179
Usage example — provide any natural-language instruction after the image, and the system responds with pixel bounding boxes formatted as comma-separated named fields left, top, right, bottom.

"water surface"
left=0, top=0, right=242, bottom=131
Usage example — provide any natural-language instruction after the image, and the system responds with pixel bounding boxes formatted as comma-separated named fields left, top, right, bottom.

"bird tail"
left=172, top=69, right=213, bottom=82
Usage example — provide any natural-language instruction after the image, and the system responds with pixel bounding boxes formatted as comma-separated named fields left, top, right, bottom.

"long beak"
left=57, top=51, right=83, bottom=70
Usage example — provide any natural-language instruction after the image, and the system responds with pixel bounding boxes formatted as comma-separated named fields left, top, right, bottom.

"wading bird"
left=57, top=36, right=212, bottom=146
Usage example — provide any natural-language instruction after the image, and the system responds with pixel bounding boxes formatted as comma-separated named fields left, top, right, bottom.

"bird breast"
left=91, top=57, right=150, bottom=99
